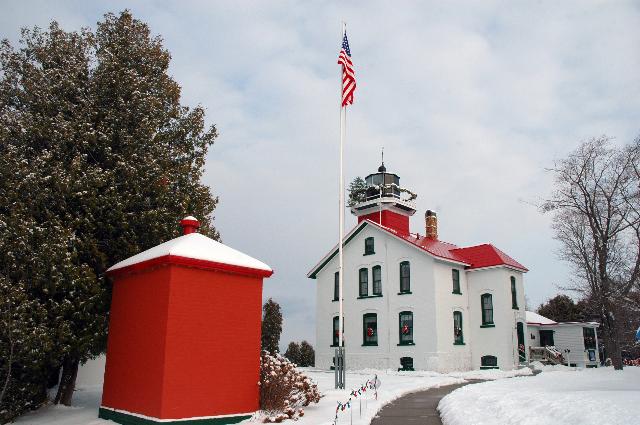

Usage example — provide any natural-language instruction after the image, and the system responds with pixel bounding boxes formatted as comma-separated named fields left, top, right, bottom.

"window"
left=511, top=276, right=518, bottom=309
left=452, top=269, right=461, bottom=294
left=453, top=311, right=464, bottom=344
left=480, top=355, right=498, bottom=369
left=481, top=294, right=494, bottom=326
left=539, top=330, right=554, bottom=347
left=332, top=316, right=340, bottom=346
left=363, top=313, right=378, bottom=346
left=399, top=311, right=414, bottom=345
left=399, top=261, right=410, bottom=293
left=364, top=237, right=375, bottom=255
left=359, top=268, right=368, bottom=297
left=333, top=272, right=339, bottom=301
left=583, top=328, right=596, bottom=349
left=372, top=265, right=382, bottom=295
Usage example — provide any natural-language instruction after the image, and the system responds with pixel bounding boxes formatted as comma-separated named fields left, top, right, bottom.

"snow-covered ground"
left=14, top=362, right=529, bottom=425
left=21, top=363, right=638, bottom=425
left=439, top=366, right=640, bottom=425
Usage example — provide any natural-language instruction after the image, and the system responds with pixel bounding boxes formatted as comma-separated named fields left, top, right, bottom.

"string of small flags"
left=333, top=375, right=378, bottom=424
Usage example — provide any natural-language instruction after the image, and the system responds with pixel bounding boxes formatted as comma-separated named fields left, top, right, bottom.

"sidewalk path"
left=370, top=381, right=479, bottom=425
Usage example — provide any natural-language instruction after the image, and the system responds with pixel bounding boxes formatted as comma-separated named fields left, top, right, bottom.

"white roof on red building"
left=107, top=233, right=273, bottom=276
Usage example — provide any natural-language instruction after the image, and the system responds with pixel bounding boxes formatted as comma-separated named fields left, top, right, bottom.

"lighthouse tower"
left=351, top=162, right=417, bottom=236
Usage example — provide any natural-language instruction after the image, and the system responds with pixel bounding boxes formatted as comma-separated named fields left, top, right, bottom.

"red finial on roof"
left=180, top=216, right=200, bottom=235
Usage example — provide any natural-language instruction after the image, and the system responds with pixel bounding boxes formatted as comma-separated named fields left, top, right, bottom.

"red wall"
left=161, top=265, right=263, bottom=418
left=101, top=264, right=264, bottom=419
left=102, top=266, right=171, bottom=418
left=358, top=210, right=410, bottom=235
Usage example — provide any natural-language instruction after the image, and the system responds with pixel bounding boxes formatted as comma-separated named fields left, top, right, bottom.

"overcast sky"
left=2, top=1, right=639, bottom=348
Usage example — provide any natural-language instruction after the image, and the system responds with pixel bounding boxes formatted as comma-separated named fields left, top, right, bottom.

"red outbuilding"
left=99, top=216, right=273, bottom=425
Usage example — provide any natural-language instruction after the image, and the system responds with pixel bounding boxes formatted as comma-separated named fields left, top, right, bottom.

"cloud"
left=2, top=0, right=639, bottom=348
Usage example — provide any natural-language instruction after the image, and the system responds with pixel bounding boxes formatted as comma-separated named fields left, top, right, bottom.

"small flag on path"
left=338, top=31, right=356, bottom=107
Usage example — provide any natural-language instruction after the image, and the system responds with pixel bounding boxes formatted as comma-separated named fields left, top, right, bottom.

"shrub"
left=259, top=351, right=320, bottom=422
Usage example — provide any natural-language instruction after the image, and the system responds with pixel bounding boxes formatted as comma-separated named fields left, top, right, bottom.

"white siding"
left=314, top=224, right=528, bottom=372
left=467, top=268, right=527, bottom=370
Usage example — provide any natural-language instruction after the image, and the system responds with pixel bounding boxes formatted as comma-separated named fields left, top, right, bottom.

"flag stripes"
left=338, top=32, right=356, bottom=107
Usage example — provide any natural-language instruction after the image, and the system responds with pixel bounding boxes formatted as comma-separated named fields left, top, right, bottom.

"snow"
left=107, top=233, right=272, bottom=273
left=525, top=310, right=557, bottom=325
left=11, top=366, right=469, bottom=425
left=438, top=366, right=640, bottom=425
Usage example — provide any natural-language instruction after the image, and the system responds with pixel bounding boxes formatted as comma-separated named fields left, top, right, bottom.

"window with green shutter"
left=363, top=313, right=378, bottom=346
left=511, top=276, right=518, bottom=309
left=399, top=311, right=414, bottom=345
left=359, top=268, right=368, bottom=297
left=481, top=293, right=494, bottom=326
left=452, top=269, right=461, bottom=294
left=332, top=316, right=340, bottom=347
left=333, top=271, right=339, bottom=301
left=399, top=261, right=410, bottom=293
left=453, top=311, right=464, bottom=344
left=372, top=265, right=382, bottom=295
left=364, top=237, right=375, bottom=255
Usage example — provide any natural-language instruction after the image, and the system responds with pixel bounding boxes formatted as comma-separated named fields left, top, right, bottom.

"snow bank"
left=448, top=367, right=533, bottom=380
left=244, top=369, right=463, bottom=425
left=438, top=367, right=640, bottom=425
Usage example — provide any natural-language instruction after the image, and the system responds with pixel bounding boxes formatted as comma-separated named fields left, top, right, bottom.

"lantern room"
left=351, top=162, right=417, bottom=236
left=99, top=216, right=273, bottom=425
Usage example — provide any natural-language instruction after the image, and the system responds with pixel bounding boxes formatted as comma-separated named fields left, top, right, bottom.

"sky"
left=2, top=0, right=639, bottom=348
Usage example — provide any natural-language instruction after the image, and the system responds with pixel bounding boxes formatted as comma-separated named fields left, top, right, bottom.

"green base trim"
left=452, top=291, right=462, bottom=295
left=480, top=366, right=499, bottom=370
left=358, top=294, right=383, bottom=299
left=453, top=341, right=465, bottom=345
left=480, top=324, right=495, bottom=328
left=397, top=342, right=415, bottom=346
left=397, top=367, right=415, bottom=371
left=99, top=407, right=251, bottom=425
left=397, top=291, right=412, bottom=295
left=363, top=252, right=375, bottom=256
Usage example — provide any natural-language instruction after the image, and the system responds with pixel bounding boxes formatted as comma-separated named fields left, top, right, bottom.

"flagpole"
left=338, top=21, right=345, bottom=351
left=338, top=21, right=346, bottom=390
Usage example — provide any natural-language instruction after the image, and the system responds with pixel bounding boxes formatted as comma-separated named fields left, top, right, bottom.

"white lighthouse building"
left=307, top=162, right=529, bottom=372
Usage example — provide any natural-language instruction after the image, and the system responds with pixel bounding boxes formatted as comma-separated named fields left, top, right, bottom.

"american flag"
left=338, top=32, right=356, bottom=107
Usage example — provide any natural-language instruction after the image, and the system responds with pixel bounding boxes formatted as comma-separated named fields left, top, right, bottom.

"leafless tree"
left=543, top=136, right=640, bottom=370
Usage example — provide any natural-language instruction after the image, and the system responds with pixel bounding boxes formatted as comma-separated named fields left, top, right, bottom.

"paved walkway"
left=370, top=381, right=478, bottom=425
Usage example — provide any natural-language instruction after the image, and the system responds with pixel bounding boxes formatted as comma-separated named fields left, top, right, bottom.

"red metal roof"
left=307, top=220, right=528, bottom=278
left=369, top=221, right=528, bottom=271
left=451, top=244, right=528, bottom=272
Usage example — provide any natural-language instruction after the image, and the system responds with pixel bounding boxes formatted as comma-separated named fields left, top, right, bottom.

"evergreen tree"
left=347, top=176, right=367, bottom=207
left=0, top=276, right=51, bottom=423
left=0, top=10, right=219, bottom=411
left=537, top=295, right=585, bottom=322
left=284, top=342, right=301, bottom=365
left=298, top=341, right=315, bottom=367
left=261, top=298, right=282, bottom=354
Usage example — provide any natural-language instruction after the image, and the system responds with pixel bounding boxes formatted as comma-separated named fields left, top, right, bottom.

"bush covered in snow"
left=259, top=351, right=320, bottom=422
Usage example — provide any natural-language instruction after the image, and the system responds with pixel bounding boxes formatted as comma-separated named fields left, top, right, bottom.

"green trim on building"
left=308, top=223, right=368, bottom=279
left=98, top=408, right=251, bottom=425
left=480, top=324, right=495, bottom=328
left=397, top=291, right=412, bottom=295
left=357, top=294, right=383, bottom=299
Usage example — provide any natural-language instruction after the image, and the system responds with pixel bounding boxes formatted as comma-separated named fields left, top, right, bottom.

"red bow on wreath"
left=367, top=327, right=374, bottom=337
left=402, top=324, right=410, bottom=335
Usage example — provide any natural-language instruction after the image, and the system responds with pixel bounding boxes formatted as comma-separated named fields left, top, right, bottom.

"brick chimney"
left=425, top=210, right=437, bottom=240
